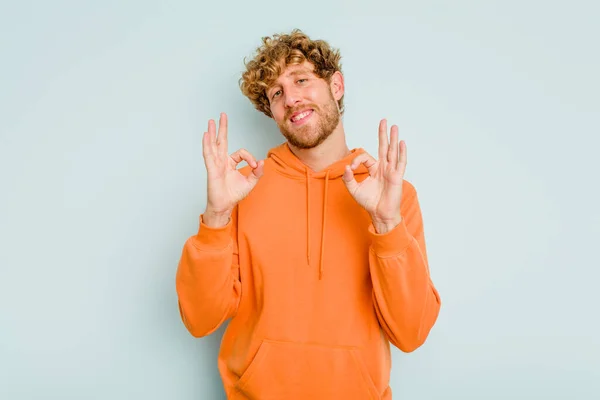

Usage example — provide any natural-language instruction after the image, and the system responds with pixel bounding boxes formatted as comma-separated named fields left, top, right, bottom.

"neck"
left=287, top=121, right=350, bottom=172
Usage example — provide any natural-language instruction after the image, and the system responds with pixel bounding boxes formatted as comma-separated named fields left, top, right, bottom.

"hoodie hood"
left=267, top=142, right=370, bottom=280
left=268, top=142, right=368, bottom=180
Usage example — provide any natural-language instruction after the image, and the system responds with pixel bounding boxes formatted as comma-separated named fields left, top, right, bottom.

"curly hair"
left=239, top=29, right=344, bottom=118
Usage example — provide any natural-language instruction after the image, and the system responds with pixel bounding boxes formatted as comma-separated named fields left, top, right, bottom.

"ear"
left=329, top=71, right=344, bottom=101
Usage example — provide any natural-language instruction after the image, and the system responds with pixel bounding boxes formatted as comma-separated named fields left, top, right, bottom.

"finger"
left=397, top=140, right=407, bottom=174
left=217, top=113, right=228, bottom=155
left=378, top=119, right=389, bottom=162
left=207, top=119, right=217, bottom=156
left=342, top=165, right=359, bottom=193
left=230, top=149, right=258, bottom=168
left=350, top=152, right=378, bottom=175
left=389, top=125, right=399, bottom=168
left=202, top=131, right=211, bottom=164
left=247, top=159, right=265, bottom=183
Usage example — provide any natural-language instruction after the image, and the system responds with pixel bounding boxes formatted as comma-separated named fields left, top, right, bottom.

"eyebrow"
left=287, top=69, right=311, bottom=76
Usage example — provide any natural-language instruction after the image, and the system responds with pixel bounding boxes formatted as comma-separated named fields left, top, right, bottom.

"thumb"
left=246, top=159, right=264, bottom=186
left=342, top=165, right=359, bottom=193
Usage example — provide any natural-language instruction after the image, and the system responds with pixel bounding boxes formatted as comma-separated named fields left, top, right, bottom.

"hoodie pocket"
left=235, top=339, right=380, bottom=400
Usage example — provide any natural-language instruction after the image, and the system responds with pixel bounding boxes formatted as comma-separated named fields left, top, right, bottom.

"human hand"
left=202, top=113, right=264, bottom=227
left=342, top=119, right=407, bottom=233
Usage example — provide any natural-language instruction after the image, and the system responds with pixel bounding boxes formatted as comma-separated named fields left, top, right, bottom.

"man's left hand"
left=342, top=119, right=407, bottom=233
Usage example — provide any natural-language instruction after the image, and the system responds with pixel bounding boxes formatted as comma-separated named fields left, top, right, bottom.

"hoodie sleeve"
left=175, top=206, right=242, bottom=338
left=368, top=185, right=441, bottom=352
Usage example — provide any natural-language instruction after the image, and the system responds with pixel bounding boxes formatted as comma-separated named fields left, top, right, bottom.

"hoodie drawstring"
left=319, top=171, right=330, bottom=280
left=306, top=168, right=311, bottom=266
left=306, top=168, right=330, bottom=280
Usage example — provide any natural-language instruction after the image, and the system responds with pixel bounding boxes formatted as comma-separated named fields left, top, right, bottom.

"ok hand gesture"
left=202, top=113, right=264, bottom=226
left=342, top=119, right=407, bottom=233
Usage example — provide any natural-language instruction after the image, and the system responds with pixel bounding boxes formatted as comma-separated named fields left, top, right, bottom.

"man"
left=176, top=29, right=441, bottom=399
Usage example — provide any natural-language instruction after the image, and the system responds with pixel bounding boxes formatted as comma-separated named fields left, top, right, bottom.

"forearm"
left=369, top=220, right=441, bottom=352
left=176, top=216, right=241, bottom=337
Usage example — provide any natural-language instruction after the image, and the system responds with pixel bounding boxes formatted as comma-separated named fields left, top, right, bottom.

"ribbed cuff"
left=368, top=219, right=413, bottom=257
left=192, top=214, right=233, bottom=250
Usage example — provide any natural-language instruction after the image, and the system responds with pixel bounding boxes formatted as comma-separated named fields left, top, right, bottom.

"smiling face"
left=267, top=61, right=344, bottom=149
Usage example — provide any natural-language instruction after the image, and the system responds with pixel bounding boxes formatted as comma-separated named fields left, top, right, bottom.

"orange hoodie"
left=176, top=142, right=441, bottom=399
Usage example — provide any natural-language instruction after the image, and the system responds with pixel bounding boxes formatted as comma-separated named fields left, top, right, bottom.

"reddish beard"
left=277, top=93, right=340, bottom=149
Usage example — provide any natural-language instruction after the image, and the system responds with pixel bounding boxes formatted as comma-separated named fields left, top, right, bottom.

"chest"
left=237, top=176, right=373, bottom=282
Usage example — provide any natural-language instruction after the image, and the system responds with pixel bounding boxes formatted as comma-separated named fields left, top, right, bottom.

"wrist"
left=202, top=208, right=232, bottom=228
left=371, top=215, right=402, bottom=234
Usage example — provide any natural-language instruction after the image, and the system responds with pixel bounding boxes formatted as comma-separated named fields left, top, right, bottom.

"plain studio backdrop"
left=1, top=1, right=598, bottom=399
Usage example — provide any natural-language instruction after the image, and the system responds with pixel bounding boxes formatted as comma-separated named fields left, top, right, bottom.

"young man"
left=176, top=29, right=441, bottom=399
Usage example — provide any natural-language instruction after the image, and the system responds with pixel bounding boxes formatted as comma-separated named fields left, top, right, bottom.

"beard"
left=277, top=92, right=340, bottom=149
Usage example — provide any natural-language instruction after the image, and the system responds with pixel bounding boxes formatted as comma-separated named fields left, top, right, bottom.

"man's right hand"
left=201, top=113, right=264, bottom=227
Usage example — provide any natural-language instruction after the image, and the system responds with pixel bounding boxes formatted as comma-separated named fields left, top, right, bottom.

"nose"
left=284, top=87, right=302, bottom=109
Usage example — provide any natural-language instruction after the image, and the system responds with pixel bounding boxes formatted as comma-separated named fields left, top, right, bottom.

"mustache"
left=285, top=105, right=319, bottom=120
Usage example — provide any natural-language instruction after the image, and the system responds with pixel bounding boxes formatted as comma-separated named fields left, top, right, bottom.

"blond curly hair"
left=239, top=29, right=344, bottom=118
